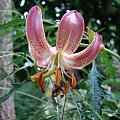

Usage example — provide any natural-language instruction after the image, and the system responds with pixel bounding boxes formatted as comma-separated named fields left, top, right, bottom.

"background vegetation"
left=0, top=0, right=120, bottom=120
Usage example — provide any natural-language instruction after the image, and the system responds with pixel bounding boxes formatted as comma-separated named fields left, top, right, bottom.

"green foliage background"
left=0, top=0, right=120, bottom=120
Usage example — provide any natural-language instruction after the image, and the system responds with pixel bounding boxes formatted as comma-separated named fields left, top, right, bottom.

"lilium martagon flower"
left=26, top=6, right=103, bottom=97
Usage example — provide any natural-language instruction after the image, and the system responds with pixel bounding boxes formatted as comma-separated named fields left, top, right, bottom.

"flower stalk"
left=80, top=43, right=120, bottom=60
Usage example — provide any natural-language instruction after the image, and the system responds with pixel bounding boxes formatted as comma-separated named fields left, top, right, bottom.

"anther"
left=56, top=68, right=61, bottom=85
left=71, top=73, right=76, bottom=89
left=64, top=81, right=69, bottom=94
left=38, top=72, right=45, bottom=93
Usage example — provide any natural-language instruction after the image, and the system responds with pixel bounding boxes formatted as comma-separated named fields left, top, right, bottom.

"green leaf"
left=100, top=51, right=116, bottom=80
left=0, top=80, right=31, bottom=104
left=0, top=18, right=25, bottom=28
left=0, top=64, right=34, bottom=83
left=0, top=30, right=25, bottom=49
left=85, top=62, right=105, bottom=119
left=102, top=99, right=118, bottom=111
left=103, top=78, right=120, bottom=85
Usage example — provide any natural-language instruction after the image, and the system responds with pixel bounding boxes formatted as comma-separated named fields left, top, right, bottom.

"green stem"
left=104, top=48, right=120, bottom=60
left=43, top=65, right=56, bottom=78
left=80, top=43, right=120, bottom=60
left=55, top=97, right=60, bottom=120
left=80, top=43, right=89, bottom=47
left=61, top=95, right=67, bottom=120
left=0, top=64, right=35, bottom=84
left=70, top=89, right=82, bottom=120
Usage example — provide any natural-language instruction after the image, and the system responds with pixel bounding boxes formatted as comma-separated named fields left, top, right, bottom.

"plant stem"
left=61, top=95, right=67, bottom=120
left=43, top=65, right=56, bottom=78
left=55, top=97, right=60, bottom=120
left=70, top=89, right=82, bottom=120
left=80, top=43, right=89, bottom=47
left=0, top=64, right=35, bottom=83
left=57, top=106, right=60, bottom=120
left=80, top=43, right=120, bottom=60
left=104, top=48, right=120, bottom=60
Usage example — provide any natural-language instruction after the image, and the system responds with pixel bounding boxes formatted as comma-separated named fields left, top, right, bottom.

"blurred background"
left=0, top=0, right=120, bottom=120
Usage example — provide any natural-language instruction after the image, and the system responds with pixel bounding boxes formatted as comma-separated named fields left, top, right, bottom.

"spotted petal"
left=26, top=6, right=53, bottom=66
left=29, top=46, right=51, bottom=67
left=62, top=34, right=102, bottom=69
left=56, top=10, right=84, bottom=54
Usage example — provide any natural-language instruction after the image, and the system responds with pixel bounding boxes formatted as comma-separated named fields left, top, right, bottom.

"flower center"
left=30, top=51, right=77, bottom=98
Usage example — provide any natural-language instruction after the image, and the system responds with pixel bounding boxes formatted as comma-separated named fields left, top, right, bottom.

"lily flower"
left=26, top=6, right=102, bottom=95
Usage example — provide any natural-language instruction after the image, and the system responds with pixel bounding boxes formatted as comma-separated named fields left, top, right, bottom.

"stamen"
left=31, top=64, right=56, bottom=82
left=71, top=73, right=76, bottom=89
left=43, top=65, right=56, bottom=78
left=38, top=72, right=45, bottom=93
left=42, top=57, right=54, bottom=73
left=62, top=68, right=71, bottom=79
left=56, top=67, right=61, bottom=85
left=64, top=81, right=69, bottom=94
left=58, top=52, right=60, bottom=68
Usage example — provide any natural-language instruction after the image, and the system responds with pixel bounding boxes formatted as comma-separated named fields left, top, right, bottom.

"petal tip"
left=31, top=5, right=40, bottom=11
left=71, top=10, right=77, bottom=13
left=96, top=34, right=103, bottom=42
left=28, top=6, right=41, bottom=15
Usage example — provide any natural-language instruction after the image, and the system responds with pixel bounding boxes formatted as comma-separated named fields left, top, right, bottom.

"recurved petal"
left=26, top=6, right=52, bottom=61
left=56, top=10, right=84, bottom=54
left=62, top=34, right=102, bottom=69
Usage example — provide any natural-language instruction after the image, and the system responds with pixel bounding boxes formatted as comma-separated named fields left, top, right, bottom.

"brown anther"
left=56, top=68, right=61, bottom=85
left=64, top=81, right=69, bottom=94
left=71, top=73, right=76, bottom=89
left=51, top=84, right=64, bottom=99
left=38, top=72, right=45, bottom=93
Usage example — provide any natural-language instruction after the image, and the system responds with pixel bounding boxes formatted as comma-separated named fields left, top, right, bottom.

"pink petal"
left=56, top=10, right=84, bottom=54
left=26, top=6, right=53, bottom=62
left=29, top=46, right=51, bottom=67
left=37, top=60, right=50, bottom=67
left=62, top=34, right=102, bottom=69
